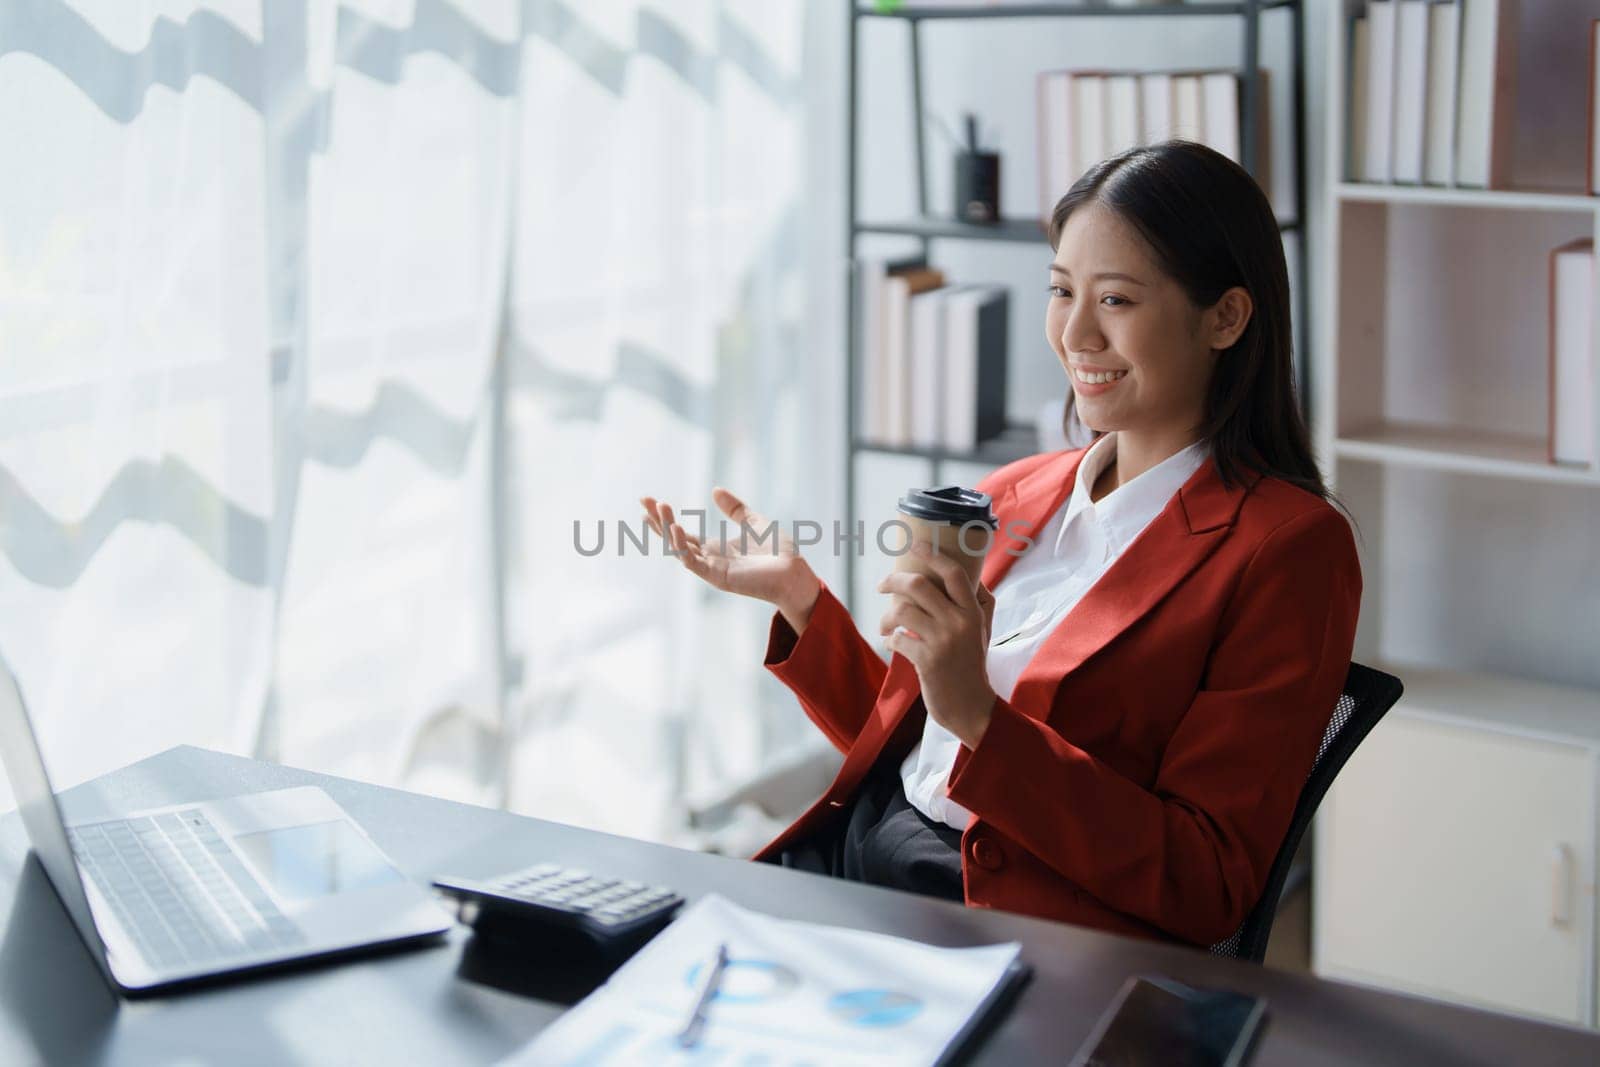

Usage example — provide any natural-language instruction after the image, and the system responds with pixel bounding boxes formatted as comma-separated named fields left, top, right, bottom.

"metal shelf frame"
left=843, top=0, right=1309, bottom=608
left=861, top=1, right=1296, bottom=21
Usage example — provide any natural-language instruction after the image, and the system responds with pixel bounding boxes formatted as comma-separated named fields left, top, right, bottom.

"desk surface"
left=1, top=746, right=1595, bottom=1066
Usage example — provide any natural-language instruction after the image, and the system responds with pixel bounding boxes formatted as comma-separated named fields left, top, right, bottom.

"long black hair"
left=1049, top=140, right=1337, bottom=508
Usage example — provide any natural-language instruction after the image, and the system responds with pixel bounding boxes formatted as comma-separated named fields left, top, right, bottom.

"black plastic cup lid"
left=896, top=485, right=998, bottom=528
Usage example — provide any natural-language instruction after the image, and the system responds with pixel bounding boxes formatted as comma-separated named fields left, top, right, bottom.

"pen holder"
left=954, top=150, right=1001, bottom=224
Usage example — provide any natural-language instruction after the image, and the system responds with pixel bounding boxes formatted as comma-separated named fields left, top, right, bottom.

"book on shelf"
left=1037, top=67, right=1268, bottom=224
left=1454, top=0, right=1516, bottom=189
left=1037, top=71, right=1074, bottom=225
left=1391, top=0, right=1430, bottom=185
left=1590, top=19, right=1600, bottom=195
left=1549, top=238, right=1596, bottom=468
left=859, top=256, right=935, bottom=445
left=1106, top=75, right=1142, bottom=160
left=858, top=265, right=1007, bottom=454
left=1349, top=0, right=1533, bottom=191
left=1171, top=73, right=1204, bottom=143
left=1140, top=72, right=1174, bottom=147
left=943, top=286, right=1009, bottom=454
left=909, top=285, right=948, bottom=450
left=1348, top=14, right=1370, bottom=180
left=1075, top=74, right=1109, bottom=186
left=1423, top=0, right=1460, bottom=186
left=1363, top=0, right=1398, bottom=183
left=859, top=257, right=889, bottom=443
left=882, top=264, right=946, bottom=445
left=1201, top=72, right=1240, bottom=165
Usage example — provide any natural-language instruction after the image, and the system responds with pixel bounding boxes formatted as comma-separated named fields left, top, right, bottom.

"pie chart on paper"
left=826, top=989, right=925, bottom=1028
left=682, top=958, right=801, bottom=1004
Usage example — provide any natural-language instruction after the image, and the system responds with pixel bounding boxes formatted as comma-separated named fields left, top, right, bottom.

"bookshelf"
left=844, top=0, right=1311, bottom=610
left=1314, top=0, right=1600, bottom=1027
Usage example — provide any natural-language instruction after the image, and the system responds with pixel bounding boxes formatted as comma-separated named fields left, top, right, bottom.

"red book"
left=1589, top=20, right=1600, bottom=195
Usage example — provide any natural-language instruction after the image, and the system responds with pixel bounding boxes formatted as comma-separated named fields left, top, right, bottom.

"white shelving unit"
left=1333, top=420, right=1600, bottom=487
left=1316, top=664, right=1600, bottom=1026
left=1334, top=181, right=1600, bottom=214
left=1314, top=1, right=1600, bottom=1027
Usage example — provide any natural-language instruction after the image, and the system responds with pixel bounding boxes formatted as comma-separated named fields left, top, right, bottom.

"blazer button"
left=969, top=837, right=1004, bottom=872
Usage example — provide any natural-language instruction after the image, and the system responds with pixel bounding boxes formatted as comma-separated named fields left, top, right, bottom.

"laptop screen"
left=0, top=652, right=112, bottom=970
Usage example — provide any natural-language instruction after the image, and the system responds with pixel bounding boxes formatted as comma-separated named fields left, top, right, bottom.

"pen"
left=676, top=941, right=729, bottom=1049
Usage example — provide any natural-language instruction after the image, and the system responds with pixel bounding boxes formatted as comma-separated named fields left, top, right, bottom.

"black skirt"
left=777, top=762, right=966, bottom=902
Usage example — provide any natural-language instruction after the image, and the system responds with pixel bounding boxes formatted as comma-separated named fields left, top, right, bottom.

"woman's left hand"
left=877, top=544, right=998, bottom=750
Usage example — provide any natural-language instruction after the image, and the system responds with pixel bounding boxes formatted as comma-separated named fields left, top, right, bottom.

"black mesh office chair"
left=1209, top=662, right=1405, bottom=963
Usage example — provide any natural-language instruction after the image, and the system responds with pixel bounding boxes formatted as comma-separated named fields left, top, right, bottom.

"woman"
left=641, top=141, right=1360, bottom=948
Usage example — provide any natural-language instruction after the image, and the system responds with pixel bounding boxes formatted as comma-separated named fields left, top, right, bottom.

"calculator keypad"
left=487, top=864, right=680, bottom=928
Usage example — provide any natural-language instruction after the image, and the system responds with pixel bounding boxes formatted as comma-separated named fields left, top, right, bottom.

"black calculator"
left=432, top=863, right=684, bottom=955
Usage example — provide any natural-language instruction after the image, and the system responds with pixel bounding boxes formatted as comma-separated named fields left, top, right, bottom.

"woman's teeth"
left=1074, top=368, right=1127, bottom=385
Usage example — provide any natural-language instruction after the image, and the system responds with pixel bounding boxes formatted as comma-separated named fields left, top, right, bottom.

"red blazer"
left=753, top=446, right=1362, bottom=947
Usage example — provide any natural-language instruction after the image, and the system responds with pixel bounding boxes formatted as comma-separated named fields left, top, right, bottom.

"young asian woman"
left=640, top=140, right=1361, bottom=949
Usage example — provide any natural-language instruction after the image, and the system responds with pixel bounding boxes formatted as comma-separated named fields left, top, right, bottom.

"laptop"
left=0, top=652, right=454, bottom=994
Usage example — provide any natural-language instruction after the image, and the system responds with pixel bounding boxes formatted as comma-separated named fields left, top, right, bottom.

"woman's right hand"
left=640, top=487, right=820, bottom=631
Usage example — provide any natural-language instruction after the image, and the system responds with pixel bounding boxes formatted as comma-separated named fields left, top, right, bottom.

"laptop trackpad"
left=233, top=819, right=404, bottom=903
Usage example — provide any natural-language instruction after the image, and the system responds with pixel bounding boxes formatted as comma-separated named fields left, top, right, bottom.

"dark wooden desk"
left=1, top=746, right=1594, bottom=1065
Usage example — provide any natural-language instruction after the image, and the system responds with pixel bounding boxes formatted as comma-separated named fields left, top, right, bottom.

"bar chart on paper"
left=500, top=894, right=1023, bottom=1067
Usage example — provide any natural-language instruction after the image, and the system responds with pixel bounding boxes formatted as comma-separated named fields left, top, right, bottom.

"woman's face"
left=1045, top=202, right=1234, bottom=441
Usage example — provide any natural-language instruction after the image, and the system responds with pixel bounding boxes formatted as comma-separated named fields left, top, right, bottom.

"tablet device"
left=1069, top=974, right=1267, bottom=1067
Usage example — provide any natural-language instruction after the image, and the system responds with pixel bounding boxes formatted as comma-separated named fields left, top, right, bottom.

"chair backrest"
left=1209, top=662, right=1405, bottom=963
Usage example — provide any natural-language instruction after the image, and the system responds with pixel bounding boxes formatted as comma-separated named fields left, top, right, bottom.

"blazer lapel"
left=982, top=449, right=1086, bottom=590
left=1007, top=453, right=1258, bottom=719
left=833, top=448, right=1256, bottom=779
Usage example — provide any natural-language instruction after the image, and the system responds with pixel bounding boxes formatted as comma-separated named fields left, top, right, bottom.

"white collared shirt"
left=898, top=431, right=1211, bottom=831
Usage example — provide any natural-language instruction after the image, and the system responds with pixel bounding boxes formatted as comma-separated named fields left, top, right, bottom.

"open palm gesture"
left=640, top=488, right=814, bottom=610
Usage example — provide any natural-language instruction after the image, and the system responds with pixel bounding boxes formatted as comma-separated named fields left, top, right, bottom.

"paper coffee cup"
left=890, top=485, right=998, bottom=596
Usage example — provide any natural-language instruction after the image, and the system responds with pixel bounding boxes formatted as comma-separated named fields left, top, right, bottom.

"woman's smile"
left=1070, top=364, right=1129, bottom=394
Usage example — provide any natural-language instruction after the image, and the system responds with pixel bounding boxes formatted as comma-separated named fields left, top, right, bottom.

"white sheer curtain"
left=0, top=0, right=829, bottom=837
left=502, top=1, right=817, bottom=841
left=271, top=0, right=516, bottom=795
left=0, top=1, right=275, bottom=803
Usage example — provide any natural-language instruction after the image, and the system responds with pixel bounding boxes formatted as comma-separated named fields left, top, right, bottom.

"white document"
left=502, top=894, right=1023, bottom=1067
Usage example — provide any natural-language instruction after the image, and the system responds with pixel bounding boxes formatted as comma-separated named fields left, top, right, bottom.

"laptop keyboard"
left=67, top=809, right=304, bottom=971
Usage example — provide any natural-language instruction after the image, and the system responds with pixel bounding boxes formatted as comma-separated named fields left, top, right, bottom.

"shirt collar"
left=1057, top=432, right=1209, bottom=556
